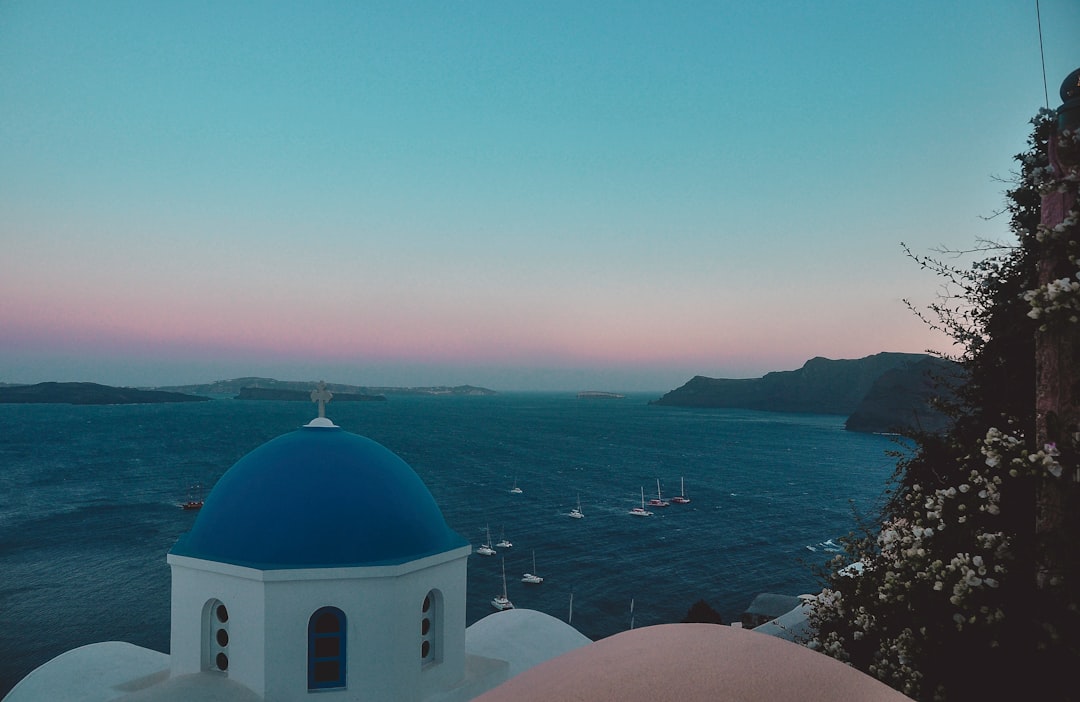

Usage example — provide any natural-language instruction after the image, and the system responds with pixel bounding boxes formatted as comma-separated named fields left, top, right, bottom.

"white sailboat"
left=629, top=487, right=653, bottom=517
left=647, top=478, right=669, bottom=508
left=521, top=550, right=543, bottom=584
left=569, top=493, right=584, bottom=519
left=492, top=558, right=514, bottom=611
left=671, top=476, right=691, bottom=504
left=495, top=527, right=512, bottom=549
left=509, top=478, right=522, bottom=495
left=476, top=526, right=496, bottom=556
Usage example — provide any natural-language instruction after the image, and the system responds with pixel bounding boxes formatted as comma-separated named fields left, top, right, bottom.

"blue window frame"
left=308, top=607, right=346, bottom=690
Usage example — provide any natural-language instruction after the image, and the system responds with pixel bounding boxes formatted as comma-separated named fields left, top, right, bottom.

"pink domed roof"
left=475, top=623, right=912, bottom=702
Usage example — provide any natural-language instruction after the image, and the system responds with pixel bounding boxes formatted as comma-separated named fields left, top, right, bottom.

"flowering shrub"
left=1023, top=274, right=1080, bottom=328
left=809, top=110, right=1080, bottom=700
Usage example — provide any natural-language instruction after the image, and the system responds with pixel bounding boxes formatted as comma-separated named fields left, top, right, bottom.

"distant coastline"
left=234, top=387, right=386, bottom=402
left=0, top=377, right=499, bottom=405
left=577, top=391, right=626, bottom=399
left=0, top=382, right=211, bottom=405
left=156, top=377, right=498, bottom=398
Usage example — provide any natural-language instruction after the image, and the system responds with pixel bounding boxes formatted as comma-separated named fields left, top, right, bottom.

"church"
left=5, top=390, right=912, bottom=701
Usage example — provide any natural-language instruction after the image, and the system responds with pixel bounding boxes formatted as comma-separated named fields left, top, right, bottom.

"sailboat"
left=629, top=487, right=653, bottom=517
left=646, top=478, right=669, bottom=508
left=569, top=493, right=584, bottom=519
left=495, top=527, right=512, bottom=549
left=181, top=484, right=204, bottom=511
left=670, top=476, right=691, bottom=504
left=492, top=558, right=514, bottom=610
left=509, top=478, right=523, bottom=495
left=521, top=550, right=543, bottom=584
left=476, top=526, right=496, bottom=556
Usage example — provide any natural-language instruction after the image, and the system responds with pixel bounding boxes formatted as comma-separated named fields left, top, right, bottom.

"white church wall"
left=168, top=556, right=268, bottom=692
left=168, top=547, right=472, bottom=702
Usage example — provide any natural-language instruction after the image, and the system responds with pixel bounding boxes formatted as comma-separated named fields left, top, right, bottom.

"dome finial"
left=306, top=381, right=337, bottom=427
left=311, top=380, right=333, bottom=418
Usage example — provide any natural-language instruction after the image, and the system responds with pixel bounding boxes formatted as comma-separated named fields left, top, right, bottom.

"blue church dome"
left=170, top=424, right=468, bottom=569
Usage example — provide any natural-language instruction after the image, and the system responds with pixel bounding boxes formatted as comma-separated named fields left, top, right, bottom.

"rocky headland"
left=652, top=353, right=961, bottom=434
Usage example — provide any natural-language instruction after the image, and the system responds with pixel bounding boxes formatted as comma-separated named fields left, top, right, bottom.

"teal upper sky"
left=171, top=424, right=467, bottom=568
left=1, top=2, right=1078, bottom=390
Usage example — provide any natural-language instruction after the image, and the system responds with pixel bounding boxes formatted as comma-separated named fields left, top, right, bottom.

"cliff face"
left=844, top=357, right=961, bottom=434
left=652, top=353, right=961, bottom=433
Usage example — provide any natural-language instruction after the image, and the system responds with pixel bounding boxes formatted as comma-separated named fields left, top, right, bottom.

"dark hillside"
left=652, top=353, right=932, bottom=415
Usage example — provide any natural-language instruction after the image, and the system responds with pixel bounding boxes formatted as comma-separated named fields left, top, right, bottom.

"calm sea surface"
left=0, top=393, right=901, bottom=694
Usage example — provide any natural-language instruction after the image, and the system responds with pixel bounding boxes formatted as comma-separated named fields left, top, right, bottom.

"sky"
left=1, top=2, right=1077, bottom=392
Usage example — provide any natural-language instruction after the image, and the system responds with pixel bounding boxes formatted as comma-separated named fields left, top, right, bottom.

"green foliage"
left=809, top=111, right=1080, bottom=700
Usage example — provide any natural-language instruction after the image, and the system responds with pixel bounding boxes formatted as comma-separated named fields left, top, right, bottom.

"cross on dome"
left=311, top=381, right=333, bottom=418
left=306, top=381, right=337, bottom=427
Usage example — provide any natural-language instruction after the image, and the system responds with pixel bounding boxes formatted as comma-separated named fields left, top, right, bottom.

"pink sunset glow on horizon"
left=1, top=290, right=951, bottom=391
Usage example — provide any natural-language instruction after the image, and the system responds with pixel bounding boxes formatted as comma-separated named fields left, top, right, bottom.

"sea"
left=0, top=392, right=903, bottom=695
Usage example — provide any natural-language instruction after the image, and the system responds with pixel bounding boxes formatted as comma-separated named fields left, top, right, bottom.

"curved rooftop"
left=474, top=623, right=913, bottom=702
left=170, top=424, right=467, bottom=568
left=466, top=609, right=592, bottom=679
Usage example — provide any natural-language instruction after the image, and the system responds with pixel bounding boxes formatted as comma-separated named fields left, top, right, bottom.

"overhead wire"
left=1035, top=0, right=1049, bottom=108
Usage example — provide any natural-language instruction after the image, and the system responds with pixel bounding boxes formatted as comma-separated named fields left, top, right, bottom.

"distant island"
left=235, top=387, right=386, bottom=402
left=0, top=378, right=497, bottom=405
left=0, top=382, right=211, bottom=405
left=155, top=377, right=497, bottom=397
left=577, top=391, right=626, bottom=399
left=652, top=353, right=961, bottom=434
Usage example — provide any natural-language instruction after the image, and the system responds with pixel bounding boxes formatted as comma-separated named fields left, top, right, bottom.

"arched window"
left=308, top=607, right=346, bottom=690
left=203, top=599, right=230, bottom=674
left=421, top=590, right=442, bottom=667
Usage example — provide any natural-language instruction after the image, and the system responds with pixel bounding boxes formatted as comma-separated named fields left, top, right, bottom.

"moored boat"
left=476, top=526, right=496, bottom=556
left=670, top=476, right=691, bottom=504
left=521, top=550, right=543, bottom=584
left=629, top=487, right=653, bottom=517
left=646, top=478, right=669, bottom=508
left=492, top=558, right=514, bottom=610
left=569, top=493, right=584, bottom=519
